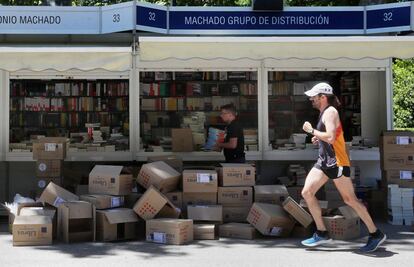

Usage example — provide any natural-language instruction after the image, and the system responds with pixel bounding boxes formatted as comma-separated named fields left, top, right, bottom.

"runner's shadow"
left=352, top=247, right=398, bottom=258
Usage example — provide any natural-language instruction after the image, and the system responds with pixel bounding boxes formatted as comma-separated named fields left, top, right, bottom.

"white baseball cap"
left=304, top=82, right=333, bottom=97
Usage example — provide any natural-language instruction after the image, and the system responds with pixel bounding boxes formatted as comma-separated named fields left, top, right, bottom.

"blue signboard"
left=136, top=3, right=167, bottom=34
left=367, top=3, right=411, bottom=33
left=168, top=8, right=364, bottom=35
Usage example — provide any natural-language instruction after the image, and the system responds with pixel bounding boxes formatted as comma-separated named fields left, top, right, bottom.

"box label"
left=396, top=136, right=410, bottom=145
left=111, top=197, right=122, bottom=208
left=400, top=171, right=413, bottom=180
left=197, top=173, right=212, bottom=183
left=153, top=232, right=167, bottom=243
left=53, top=196, right=65, bottom=207
left=269, top=227, right=283, bottom=236
left=44, top=143, right=57, bottom=152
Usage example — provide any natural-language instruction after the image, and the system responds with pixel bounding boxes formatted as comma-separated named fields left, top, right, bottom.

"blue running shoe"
left=301, top=232, right=332, bottom=247
left=359, top=231, right=386, bottom=253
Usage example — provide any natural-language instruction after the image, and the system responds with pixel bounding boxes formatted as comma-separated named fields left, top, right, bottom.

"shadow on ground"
left=0, top=221, right=411, bottom=260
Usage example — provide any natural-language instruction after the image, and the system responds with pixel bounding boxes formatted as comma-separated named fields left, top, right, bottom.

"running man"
left=301, top=82, right=386, bottom=253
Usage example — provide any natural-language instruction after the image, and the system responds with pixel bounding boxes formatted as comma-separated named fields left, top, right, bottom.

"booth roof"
left=138, top=36, right=414, bottom=62
left=0, top=46, right=132, bottom=72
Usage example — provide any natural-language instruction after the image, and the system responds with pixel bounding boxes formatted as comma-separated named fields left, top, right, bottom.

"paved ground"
left=0, top=221, right=413, bottom=267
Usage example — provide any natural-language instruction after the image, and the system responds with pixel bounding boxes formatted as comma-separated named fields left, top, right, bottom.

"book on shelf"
left=54, top=83, right=71, bottom=96
left=269, top=81, right=293, bottom=96
left=212, top=96, right=239, bottom=111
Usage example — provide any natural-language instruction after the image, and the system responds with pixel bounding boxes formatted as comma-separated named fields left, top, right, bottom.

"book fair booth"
left=1, top=1, right=414, bottom=245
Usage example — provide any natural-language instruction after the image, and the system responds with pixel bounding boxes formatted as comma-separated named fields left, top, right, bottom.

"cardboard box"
left=182, top=192, right=217, bottom=208
left=39, top=182, right=79, bottom=208
left=137, top=161, right=181, bottom=193
left=219, top=164, right=255, bottom=186
left=247, top=203, right=294, bottom=237
left=282, top=197, right=313, bottom=228
left=183, top=170, right=218, bottom=193
left=146, top=219, right=193, bottom=245
left=193, top=224, right=218, bottom=240
left=254, top=185, right=289, bottom=205
left=13, top=215, right=52, bottom=246
left=36, top=160, right=62, bottom=178
left=80, top=194, right=125, bottom=210
left=322, top=206, right=360, bottom=240
left=381, top=152, right=414, bottom=171
left=166, top=191, right=183, bottom=210
left=223, top=205, right=251, bottom=223
left=187, top=205, right=223, bottom=222
left=33, top=137, right=67, bottom=160
left=147, top=155, right=183, bottom=173
left=19, top=206, right=57, bottom=239
left=218, top=187, right=253, bottom=206
left=383, top=170, right=414, bottom=188
left=219, top=223, right=256, bottom=240
left=172, top=128, right=193, bottom=152
left=35, top=178, right=62, bottom=198
left=124, top=193, right=143, bottom=209
left=89, top=165, right=133, bottom=196
left=96, top=208, right=139, bottom=242
left=133, top=186, right=180, bottom=220
left=57, top=201, right=96, bottom=243
left=380, top=131, right=414, bottom=153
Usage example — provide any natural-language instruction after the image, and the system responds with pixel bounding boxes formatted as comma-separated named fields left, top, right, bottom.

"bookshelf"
left=139, top=71, right=259, bottom=152
left=268, top=71, right=361, bottom=149
left=9, top=79, right=129, bottom=152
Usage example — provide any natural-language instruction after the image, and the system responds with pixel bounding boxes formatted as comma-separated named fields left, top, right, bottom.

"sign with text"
left=136, top=2, right=167, bottom=34
left=367, top=2, right=411, bottom=34
left=0, top=6, right=99, bottom=34
left=102, top=2, right=134, bottom=34
left=168, top=7, right=365, bottom=35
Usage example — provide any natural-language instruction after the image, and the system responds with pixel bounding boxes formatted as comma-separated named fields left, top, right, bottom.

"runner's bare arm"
left=303, top=108, right=338, bottom=144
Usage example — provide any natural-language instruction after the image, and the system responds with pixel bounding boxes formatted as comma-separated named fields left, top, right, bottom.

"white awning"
left=139, top=36, right=414, bottom=62
left=0, top=46, right=132, bottom=72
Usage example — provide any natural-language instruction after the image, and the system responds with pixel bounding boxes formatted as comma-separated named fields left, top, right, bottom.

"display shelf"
left=9, top=79, right=130, bottom=152
left=139, top=71, right=259, bottom=153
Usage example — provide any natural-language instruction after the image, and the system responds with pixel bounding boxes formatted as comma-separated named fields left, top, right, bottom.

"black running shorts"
left=314, top=164, right=351, bottom=179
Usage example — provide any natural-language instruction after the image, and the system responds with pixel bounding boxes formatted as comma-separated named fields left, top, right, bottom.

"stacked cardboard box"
left=83, top=165, right=139, bottom=242
left=387, top=184, right=413, bottom=225
left=247, top=203, right=294, bottom=237
left=254, top=185, right=289, bottom=205
left=183, top=170, right=221, bottom=225
left=182, top=169, right=218, bottom=209
left=146, top=219, right=193, bottom=245
left=380, top=131, right=414, bottom=222
left=137, top=161, right=181, bottom=193
left=219, top=223, right=256, bottom=240
left=218, top=164, right=255, bottom=223
left=322, top=206, right=361, bottom=240
left=32, top=137, right=67, bottom=198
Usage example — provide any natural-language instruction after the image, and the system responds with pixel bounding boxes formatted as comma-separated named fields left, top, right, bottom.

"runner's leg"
left=302, top=167, right=329, bottom=231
